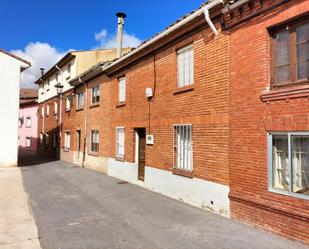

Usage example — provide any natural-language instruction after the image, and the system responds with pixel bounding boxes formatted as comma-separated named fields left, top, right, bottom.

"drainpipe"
left=116, top=12, right=127, bottom=58
left=203, top=0, right=224, bottom=36
left=39, top=68, right=45, bottom=154
left=55, top=65, right=63, bottom=140
left=78, top=77, right=88, bottom=168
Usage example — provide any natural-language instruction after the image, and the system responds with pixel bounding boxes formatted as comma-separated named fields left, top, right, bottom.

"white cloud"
left=94, top=29, right=141, bottom=49
left=11, top=42, right=66, bottom=89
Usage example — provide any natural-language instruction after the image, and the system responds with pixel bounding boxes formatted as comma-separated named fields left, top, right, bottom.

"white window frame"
left=64, top=132, right=71, bottom=150
left=54, top=101, right=58, bottom=114
left=91, top=85, right=100, bottom=104
left=118, top=77, right=126, bottom=103
left=90, top=130, right=99, bottom=153
left=77, top=92, right=84, bottom=109
left=174, top=124, right=193, bottom=172
left=268, top=132, right=309, bottom=200
left=25, top=137, right=31, bottom=148
left=177, top=45, right=194, bottom=88
left=116, top=127, right=125, bottom=159
left=25, top=117, right=31, bottom=128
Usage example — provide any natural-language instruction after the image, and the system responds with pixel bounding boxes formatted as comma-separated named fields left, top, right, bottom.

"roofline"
left=70, top=3, right=213, bottom=85
left=35, top=52, right=75, bottom=84
left=0, top=48, right=31, bottom=66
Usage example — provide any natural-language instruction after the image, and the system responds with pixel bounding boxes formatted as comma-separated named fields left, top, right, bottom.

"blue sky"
left=1, top=0, right=205, bottom=88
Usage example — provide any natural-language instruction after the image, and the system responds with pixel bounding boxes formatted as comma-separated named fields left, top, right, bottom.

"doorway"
left=136, top=128, right=146, bottom=181
left=76, top=130, right=81, bottom=154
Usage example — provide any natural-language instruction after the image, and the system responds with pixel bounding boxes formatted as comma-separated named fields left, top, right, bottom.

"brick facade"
left=224, top=0, right=309, bottom=243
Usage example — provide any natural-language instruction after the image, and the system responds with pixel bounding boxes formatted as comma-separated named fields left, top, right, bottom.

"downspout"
left=203, top=0, right=224, bottom=35
left=79, top=77, right=87, bottom=168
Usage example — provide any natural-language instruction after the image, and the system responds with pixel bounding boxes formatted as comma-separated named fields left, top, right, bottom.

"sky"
left=0, top=0, right=205, bottom=88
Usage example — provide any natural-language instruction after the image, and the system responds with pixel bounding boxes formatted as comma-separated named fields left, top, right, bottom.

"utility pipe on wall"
left=204, top=0, right=224, bottom=36
left=55, top=65, right=64, bottom=139
left=116, top=12, right=127, bottom=58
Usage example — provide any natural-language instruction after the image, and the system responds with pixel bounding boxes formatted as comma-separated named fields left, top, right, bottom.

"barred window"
left=91, top=85, right=100, bottom=104
left=90, top=130, right=99, bottom=153
left=269, top=132, right=309, bottom=199
left=174, top=125, right=193, bottom=172
left=177, top=45, right=194, bottom=88
left=116, top=127, right=125, bottom=159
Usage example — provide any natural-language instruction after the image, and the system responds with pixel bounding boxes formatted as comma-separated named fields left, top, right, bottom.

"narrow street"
left=19, top=156, right=308, bottom=249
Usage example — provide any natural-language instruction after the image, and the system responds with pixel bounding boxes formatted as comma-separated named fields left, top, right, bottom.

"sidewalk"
left=0, top=167, right=41, bottom=249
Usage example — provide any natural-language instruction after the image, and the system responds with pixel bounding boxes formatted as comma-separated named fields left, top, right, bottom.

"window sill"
left=261, top=84, right=309, bottom=102
left=172, top=168, right=193, bottom=178
left=65, top=109, right=71, bottom=113
left=90, top=103, right=100, bottom=108
left=173, top=85, right=194, bottom=95
left=62, top=148, right=70, bottom=152
left=115, top=156, right=125, bottom=162
left=116, top=102, right=126, bottom=108
left=88, top=151, right=99, bottom=157
left=76, top=107, right=84, bottom=112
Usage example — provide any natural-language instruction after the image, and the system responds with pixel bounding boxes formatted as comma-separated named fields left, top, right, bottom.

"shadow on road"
left=18, top=154, right=58, bottom=167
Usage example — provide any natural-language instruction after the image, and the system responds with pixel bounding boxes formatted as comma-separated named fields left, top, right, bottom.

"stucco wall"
left=0, top=52, right=28, bottom=166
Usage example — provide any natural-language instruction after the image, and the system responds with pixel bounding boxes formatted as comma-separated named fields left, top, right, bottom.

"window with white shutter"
left=26, top=137, right=31, bottom=148
left=25, top=117, right=31, bottom=128
left=64, top=132, right=70, bottom=150
left=54, top=101, right=58, bottom=114
left=118, top=77, right=126, bottom=103
left=174, top=125, right=193, bottom=172
left=177, top=45, right=194, bottom=88
left=90, top=130, right=99, bottom=153
left=116, top=127, right=125, bottom=159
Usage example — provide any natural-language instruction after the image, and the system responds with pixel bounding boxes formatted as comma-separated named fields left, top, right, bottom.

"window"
left=90, top=130, right=99, bottom=153
left=271, top=19, right=309, bottom=86
left=77, top=92, right=84, bottom=109
left=177, top=45, right=194, bottom=88
left=46, top=105, right=50, bottom=116
left=64, top=132, right=71, bottom=150
left=174, top=125, right=193, bottom=172
left=91, top=85, right=100, bottom=104
left=66, top=96, right=71, bottom=111
left=25, top=137, right=31, bottom=148
left=118, top=77, right=126, bottom=103
left=25, top=117, right=31, bottom=128
left=44, top=133, right=49, bottom=147
left=54, top=101, right=58, bottom=114
left=116, top=127, right=125, bottom=159
left=269, top=132, right=309, bottom=199
left=46, top=79, right=50, bottom=91
left=41, top=106, right=44, bottom=117
left=19, top=117, right=23, bottom=128
left=40, top=132, right=43, bottom=145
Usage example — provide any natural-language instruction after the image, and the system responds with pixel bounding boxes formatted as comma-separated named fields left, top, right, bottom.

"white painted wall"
left=107, top=159, right=230, bottom=216
left=0, top=52, right=29, bottom=166
left=38, top=58, right=76, bottom=103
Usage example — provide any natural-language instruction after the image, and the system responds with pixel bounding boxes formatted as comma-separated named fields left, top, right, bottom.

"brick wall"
left=228, top=0, right=309, bottom=243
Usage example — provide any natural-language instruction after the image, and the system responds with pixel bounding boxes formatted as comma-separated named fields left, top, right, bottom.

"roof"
left=0, top=48, right=31, bottom=66
left=70, top=1, right=223, bottom=85
left=20, top=88, right=38, bottom=99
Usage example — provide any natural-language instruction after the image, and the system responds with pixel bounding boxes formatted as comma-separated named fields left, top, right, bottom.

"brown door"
left=137, top=128, right=146, bottom=181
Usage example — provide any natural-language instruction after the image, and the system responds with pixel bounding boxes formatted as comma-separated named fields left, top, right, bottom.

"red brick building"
left=35, top=0, right=309, bottom=243
left=223, top=0, right=309, bottom=243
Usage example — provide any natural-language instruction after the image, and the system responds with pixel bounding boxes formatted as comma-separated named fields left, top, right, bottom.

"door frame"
left=135, top=128, right=146, bottom=181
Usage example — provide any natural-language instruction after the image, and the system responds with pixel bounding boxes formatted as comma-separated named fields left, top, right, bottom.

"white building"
left=0, top=49, right=31, bottom=166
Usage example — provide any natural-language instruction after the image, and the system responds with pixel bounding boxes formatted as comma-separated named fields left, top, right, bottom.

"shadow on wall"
left=18, top=137, right=38, bottom=155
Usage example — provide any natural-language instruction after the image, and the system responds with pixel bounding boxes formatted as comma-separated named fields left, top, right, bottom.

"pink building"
left=19, top=89, right=38, bottom=155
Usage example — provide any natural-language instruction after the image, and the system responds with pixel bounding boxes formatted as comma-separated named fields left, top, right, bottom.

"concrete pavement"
left=19, top=157, right=308, bottom=249
left=0, top=167, right=41, bottom=249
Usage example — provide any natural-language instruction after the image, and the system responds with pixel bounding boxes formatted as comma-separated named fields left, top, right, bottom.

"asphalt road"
left=20, top=157, right=308, bottom=249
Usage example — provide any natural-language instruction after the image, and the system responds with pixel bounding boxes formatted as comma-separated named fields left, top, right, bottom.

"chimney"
left=116, top=12, right=127, bottom=58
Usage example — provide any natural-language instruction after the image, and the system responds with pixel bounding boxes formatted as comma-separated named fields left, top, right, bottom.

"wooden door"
left=138, top=128, right=146, bottom=181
